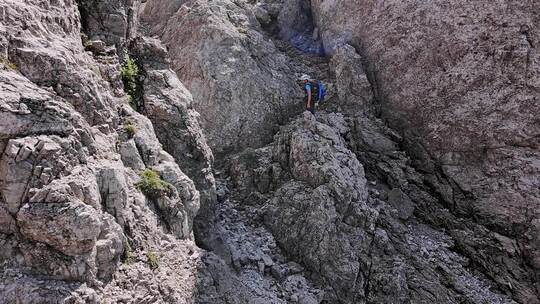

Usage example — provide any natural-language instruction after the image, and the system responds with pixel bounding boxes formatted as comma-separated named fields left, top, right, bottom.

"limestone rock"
left=228, top=112, right=517, bottom=303
left=78, top=0, right=140, bottom=46
left=328, top=44, right=375, bottom=115
left=277, top=0, right=323, bottom=55
left=311, top=1, right=540, bottom=302
left=0, top=0, right=209, bottom=302
left=17, top=201, right=102, bottom=256
left=127, top=36, right=216, bottom=235
left=1, top=0, right=538, bottom=303
left=140, top=0, right=304, bottom=153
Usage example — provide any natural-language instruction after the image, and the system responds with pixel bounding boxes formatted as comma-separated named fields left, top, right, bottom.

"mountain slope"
left=0, top=0, right=538, bottom=303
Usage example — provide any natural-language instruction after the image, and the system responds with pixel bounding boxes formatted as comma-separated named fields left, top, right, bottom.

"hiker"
left=298, top=74, right=325, bottom=114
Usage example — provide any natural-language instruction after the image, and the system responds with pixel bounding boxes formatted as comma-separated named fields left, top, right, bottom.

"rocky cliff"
left=0, top=0, right=538, bottom=303
left=309, top=1, right=540, bottom=302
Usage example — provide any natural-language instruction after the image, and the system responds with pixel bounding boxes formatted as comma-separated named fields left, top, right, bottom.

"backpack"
left=309, top=80, right=326, bottom=103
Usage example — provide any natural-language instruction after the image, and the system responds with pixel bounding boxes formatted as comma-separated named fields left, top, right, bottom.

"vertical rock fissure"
left=277, top=0, right=324, bottom=55
left=349, top=43, right=385, bottom=115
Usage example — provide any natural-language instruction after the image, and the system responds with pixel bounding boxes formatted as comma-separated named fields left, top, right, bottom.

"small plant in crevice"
left=121, top=52, right=141, bottom=111
left=136, top=169, right=173, bottom=200
left=146, top=251, right=159, bottom=270
left=123, top=243, right=136, bottom=265
left=0, top=57, right=17, bottom=71
left=124, top=120, right=137, bottom=138
left=80, top=32, right=92, bottom=50
left=237, top=26, right=248, bottom=34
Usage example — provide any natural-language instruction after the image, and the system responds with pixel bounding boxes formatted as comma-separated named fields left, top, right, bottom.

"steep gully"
left=187, top=12, right=338, bottom=303
left=189, top=3, right=522, bottom=304
left=15, top=2, right=536, bottom=303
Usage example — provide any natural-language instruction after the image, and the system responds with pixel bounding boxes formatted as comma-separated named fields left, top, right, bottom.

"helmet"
left=298, top=74, right=311, bottom=81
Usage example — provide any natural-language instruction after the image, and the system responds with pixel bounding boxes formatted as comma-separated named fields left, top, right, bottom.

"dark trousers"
left=306, top=99, right=316, bottom=114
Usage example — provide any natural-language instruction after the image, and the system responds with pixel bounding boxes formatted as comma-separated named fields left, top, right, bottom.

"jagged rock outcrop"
left=193, top=177, right=332, bottom=303
left=309, top=1, right=540, bottom=302
left=77, top=0, right=141, bottom=46
left=0, top=62, right=126, bottom=285
left=126, top=36, right=216, bottom=236
left=139, top=0, right=305, bottom=153
left=328, top=45, right=376, bottom=115
left=0, top=1, right=330, bottom=303
left=0, top=0, right=209, bottom=302
left=1, top=0, right=538, bottom=303
left=76, top=0, right=219, bottom=247
left=227, top=112, right=517, bottom=304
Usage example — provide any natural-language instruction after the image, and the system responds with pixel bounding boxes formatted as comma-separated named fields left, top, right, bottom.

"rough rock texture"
left=139, top=0, right=305, bottom=153
left=0, top=63, right=125, bottom=285
left=227, top=112, right=517, bottom=303
left=0, top=1, right=330, bottom=303
left=77, top=0, right=141, bottom=46
left=277, top=0, right=323, bottom=54
left=328, top=45, right=377, bottom=115
left=127, top=36, right=216, bottom=236
left=1, top=0, right=539, bottom=303
left=194, top=177, right=333, bottom=303
left=76, top=0, right=219, bottom=243
left=309, top=1, right=540, bottom=302
left=0, top=0, right=209, bottom=302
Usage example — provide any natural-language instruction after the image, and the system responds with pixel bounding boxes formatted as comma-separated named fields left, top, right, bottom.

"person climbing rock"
left=298, top=74, right=325, bottom=114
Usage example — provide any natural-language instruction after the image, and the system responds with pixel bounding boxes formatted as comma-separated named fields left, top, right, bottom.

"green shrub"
left=0, top=58, right=17, bottom=70
left=123, top=243, right=136, bottom=265
left=146, top=251, right=159, bottom=270
left=124, top=121, right=137, bottom=138
left=80, top=33, right=91, bottom=50
left=136, top=169, right=173, bottom=199
left=237, top=26, right=248, bottom=34
left=121, top=52, right=140, bottom=110
left=84, top=41, right=93, bottom=51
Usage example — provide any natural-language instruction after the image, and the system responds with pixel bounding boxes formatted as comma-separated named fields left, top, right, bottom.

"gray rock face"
left=0, top=0, right=207, bottom=302
left=328, top=45, right=376, bottom=115
left=140, top=0, right=304, bottom=153
left=309, top=1, right=540, bottom=302
left=1, top=0, right=538, bottom=303
left=127, top=36, right=216, bottom=235
left=318, top=0, right=540, bottom=245
left=194, top=178, right=331, bottom=303
left=18, top=201, right=103, bottom=257
left=0, top=68, right=127, bottom=285
left=80, top=0, right=218, bottom=234
left=227, top=112, right=517, bottom=304
left=277, top=0, right=324, bottom=55
left=77, top=0, right=141, bottom=46
left=264, top=113, right=371, bottom=301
